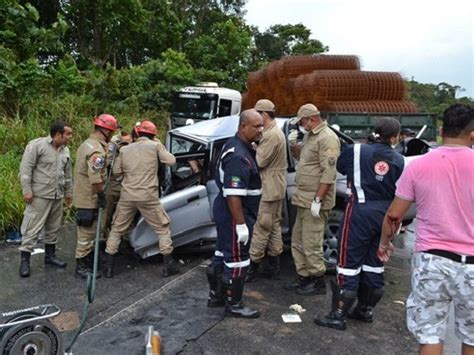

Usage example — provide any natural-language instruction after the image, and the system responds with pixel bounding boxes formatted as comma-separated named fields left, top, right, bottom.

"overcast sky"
left=245, top=0, right=473, bottom=98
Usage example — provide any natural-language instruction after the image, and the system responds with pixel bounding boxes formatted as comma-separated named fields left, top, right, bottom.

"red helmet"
left=135, top=120, right=157, bottom=136
left=94, top=114, right=118, bottom=131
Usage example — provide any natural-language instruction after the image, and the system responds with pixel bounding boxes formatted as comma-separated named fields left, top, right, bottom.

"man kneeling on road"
left=206, top=109, right=264, bottom=318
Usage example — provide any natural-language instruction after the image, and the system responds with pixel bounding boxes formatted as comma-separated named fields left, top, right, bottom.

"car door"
left=128, top=133, right=216, bottom=259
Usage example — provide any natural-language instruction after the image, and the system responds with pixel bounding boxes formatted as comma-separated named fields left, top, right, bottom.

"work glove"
left=311, top=197, right=321, bottom=217
left=97, top=192, right=107, bottom=209
left=288, top=129, right=298, bottom=146
left=236, top=223, right=249, bottom=245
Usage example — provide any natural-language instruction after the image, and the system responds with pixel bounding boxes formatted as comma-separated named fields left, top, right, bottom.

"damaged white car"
left=128, top=115, right=428, bottom=264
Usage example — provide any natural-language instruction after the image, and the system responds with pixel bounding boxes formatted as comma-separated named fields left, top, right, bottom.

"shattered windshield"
left=171, top=93, right=218, bottom=120
left=170, top=135, right=206, bottom=156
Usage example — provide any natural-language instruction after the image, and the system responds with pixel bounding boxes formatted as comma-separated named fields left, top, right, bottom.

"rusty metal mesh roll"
left=280, top=55, right=360, bottom=76
left=326, top=100, right=419, bottom=113
left=243, top=55, right=416, bottom=115
left=297, top=70, right=406, bottom=101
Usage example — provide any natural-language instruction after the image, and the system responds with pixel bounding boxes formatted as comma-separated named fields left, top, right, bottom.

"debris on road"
left=289, top=304, right=306, bottom=314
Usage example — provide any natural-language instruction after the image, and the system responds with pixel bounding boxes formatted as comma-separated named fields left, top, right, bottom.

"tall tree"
left=252, top=23, right=328, bottom=67
left=185, top=18, right=252, bottom=90
left=0, top=0, right=65, bottom=116
left=64, top=0, right=150, bottom=68
left=407, top=79, right=473, bottom=117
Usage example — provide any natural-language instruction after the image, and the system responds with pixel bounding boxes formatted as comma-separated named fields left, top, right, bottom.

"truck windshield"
left=171, top=93, right=218, bottom=120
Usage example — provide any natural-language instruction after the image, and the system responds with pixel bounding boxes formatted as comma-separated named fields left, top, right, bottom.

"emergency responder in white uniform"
left=246, top=99, right=287, bottom=281
left=73, top=114, right=118, bottom=278
left=103, top=120, right=178, bottom=278
left=18, top=121, right=73, bottom=277
left=284, top=104, right=340, bottom=295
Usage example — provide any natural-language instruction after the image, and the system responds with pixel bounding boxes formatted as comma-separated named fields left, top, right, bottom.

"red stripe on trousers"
left=337, top=193, right=354, bottom=286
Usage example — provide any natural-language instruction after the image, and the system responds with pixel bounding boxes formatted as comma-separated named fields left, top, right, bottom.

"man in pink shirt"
left=378, top=104, right=474, bottom=355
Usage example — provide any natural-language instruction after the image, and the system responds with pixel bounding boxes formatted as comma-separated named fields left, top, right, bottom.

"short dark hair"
left=257, top=110, right=275, bottom=119
left=138, top=132, right=154, bottom=140
left=50, top=121, right=70, bottom=137
left=374, top=117, right=401, bottom=140
left=442, top=104, right=474, bottom=138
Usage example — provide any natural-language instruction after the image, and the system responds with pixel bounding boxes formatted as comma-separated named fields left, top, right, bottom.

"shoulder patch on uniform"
left=89, top=155, right=105, bottom=172
left=230, top=175, right=243, bottom=188
left=108, top=143, right=118, bottom=155
left=328, top=157, right=336, bottom=166
left=374, top=161, right=390, bottom=176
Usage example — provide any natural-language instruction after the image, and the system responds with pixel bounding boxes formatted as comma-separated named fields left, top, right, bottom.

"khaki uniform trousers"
left=19, top=197, right=63, bottom=253
left=291, top=207, right=329, bottom=277
left=250, top=199, right=284, bottom=263
left=102, top=187, right=120, bottom=241
left=106, top=200, right=173, bottom=255
left=76, top=215, right=98, bottom=258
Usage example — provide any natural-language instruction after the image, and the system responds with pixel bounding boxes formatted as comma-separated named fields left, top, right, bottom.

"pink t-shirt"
left=396, top=146, right=474, bottom=255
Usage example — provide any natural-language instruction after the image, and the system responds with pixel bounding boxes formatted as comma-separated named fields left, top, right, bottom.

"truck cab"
left=170, top=83, right=241, bottom=128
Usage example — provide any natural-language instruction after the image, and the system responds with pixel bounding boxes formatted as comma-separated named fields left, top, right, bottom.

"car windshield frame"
left=171, top=93, right=218, bottom=120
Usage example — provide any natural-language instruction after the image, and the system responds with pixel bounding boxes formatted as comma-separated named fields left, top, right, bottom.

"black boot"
left=296, top=276, right=326, bottom=295
left=314, top=281, right=357, bottom=331
left=245, top=260, right=260, bottom=283
left=162, top=254, right=179, bottom=277
left=283, top=275, right=305, bottom=291
left=206, top=265, right=225, bottom=307
left=224, top=277, right=260, bottom=318
left=86, top=252, right=101, bottom=279
left=44, top=244, right=67, bottom=268
left=348, top=285, right=384, bottom=323
left=103, top=253, right=114, bottom=278
left=75, top=257, right=90, bottom=279
left=19, top=251, right=31, bottom=277
left=262, top=255, right=280, bottom=278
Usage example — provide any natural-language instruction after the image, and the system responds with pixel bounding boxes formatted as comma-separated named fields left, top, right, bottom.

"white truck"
left=170, top=82, right=241, bottom=128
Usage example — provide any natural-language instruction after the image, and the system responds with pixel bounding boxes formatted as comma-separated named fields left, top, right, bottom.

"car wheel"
left=323, top=209, right=343, bottom=265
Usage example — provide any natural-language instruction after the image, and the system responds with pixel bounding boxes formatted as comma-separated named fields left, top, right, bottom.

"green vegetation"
left=0, top=0, right=472, bottom=237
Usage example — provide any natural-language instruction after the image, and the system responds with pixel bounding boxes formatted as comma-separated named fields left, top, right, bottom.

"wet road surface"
left=0, top=223, right=460, bottom=354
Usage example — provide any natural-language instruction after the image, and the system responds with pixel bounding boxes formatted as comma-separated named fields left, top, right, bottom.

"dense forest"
left=0, top=0, right=472, bottom=235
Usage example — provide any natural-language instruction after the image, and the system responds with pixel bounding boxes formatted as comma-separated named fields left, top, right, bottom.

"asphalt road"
left=0, top=223, right=460, bottom=354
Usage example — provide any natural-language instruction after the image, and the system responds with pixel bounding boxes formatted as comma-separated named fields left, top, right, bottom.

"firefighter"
left=206, top=109, right=264, bottom=318
left=73, top=114, right=118, bottom=278
left=102, top=131, right=132, bottom=243
left=246, top=99, right=287, bottom=281
left=285, top=104, right=341, bottom=295
left=18, top=121, right=73, bottom=277
left=315, top=117, right=404, bottom=331
left=103, top=120, right=179, bottom=278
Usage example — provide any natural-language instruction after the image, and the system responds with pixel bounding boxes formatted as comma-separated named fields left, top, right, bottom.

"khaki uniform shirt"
left=292, top=121, right=340, bottom=210
left=106, top=137, right=129, bottom=195
left=73, top=134, right=108, bottom=209
left=19, top=137, right=72, bottom=199
left=256, top=119, right=288, bottom=201
left=114, top=137, right=176, bottom=201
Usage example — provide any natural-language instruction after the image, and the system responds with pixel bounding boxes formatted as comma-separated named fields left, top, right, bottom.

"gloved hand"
left=235, top=223, right=249, bottom=245
left=288, top=129, right=298, bottom=146
left=97, top=192, right=107, bottom=209
left=311, top=197, right=321, bottom=217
